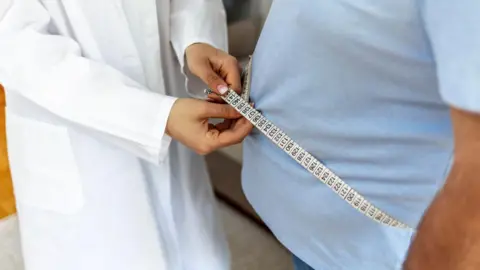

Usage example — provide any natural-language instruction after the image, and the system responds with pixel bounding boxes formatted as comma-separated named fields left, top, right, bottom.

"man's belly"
left=241, top=0, right=455, bottom=268
left=241, top=55, right=454, bottom=269
left=242, top=119, right=450, bottom=268
left=242, top=134, right=416, bottom=269
left=242, top=54, right=453, bottom=222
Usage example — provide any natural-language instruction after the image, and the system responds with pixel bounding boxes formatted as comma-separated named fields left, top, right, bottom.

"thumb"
left=194, top=62, right=229, bottom=95
left=201, top=102, right=241, bottom=119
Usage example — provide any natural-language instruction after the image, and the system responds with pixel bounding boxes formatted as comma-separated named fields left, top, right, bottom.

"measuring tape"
left=205, top=58, right=411, bottom=230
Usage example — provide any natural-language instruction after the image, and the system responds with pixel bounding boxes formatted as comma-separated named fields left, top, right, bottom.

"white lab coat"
left=0, top=0, right=229, bottom=270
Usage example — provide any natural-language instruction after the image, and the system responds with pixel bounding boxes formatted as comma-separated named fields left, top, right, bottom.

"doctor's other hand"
left=165, top=98, right=253, bottom=155
left=185, top=43, right=242, bottom=102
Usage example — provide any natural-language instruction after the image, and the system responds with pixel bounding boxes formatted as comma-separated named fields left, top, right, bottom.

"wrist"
left=185, top=43, right=214, bottom=58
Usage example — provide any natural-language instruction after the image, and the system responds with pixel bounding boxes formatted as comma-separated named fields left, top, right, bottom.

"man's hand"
left=185, top=43, right=242, bottom=102
left=404, top=108, right=480, bottom=270
left=165, top=98, right=253, bottom=155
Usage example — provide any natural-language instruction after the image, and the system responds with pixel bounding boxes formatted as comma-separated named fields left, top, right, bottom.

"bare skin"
left=165, top=43, right=253, bottom=155
left=404, top=107, right=480, bottom=270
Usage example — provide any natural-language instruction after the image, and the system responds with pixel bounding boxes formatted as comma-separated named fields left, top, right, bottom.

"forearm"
left=404, top=153, right=480, bottom=269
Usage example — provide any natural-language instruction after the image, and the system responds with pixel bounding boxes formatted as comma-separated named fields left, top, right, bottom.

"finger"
left=220, top=57, right=242, bottom=94
left=207, top=120, right=232, bottom=132
left=203, top=124, right=220, bottom=153
left=194, top=61, right=229, bottom=95
left=202, top=102, right=241, bottom=119
left=215, top=118, right=254, bottom=147
left=207, top=93, right=225, bottom=103
left=216, top=119, right=233, bottom=131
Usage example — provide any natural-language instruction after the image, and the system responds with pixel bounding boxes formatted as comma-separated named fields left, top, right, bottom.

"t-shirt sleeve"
left=422, top=0, right=480, bottom=113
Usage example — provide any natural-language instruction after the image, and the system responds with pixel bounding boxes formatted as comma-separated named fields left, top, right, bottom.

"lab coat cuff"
left=147, top=95, right=177, bottom=164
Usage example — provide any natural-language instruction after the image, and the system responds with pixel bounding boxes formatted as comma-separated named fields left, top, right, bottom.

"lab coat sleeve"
left=170, top=0, right=228, bottom=97
left=0, top=1, right=176, bottom=164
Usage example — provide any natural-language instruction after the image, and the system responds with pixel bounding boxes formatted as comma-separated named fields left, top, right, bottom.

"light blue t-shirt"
left=242, top=0, right=480, bottom=269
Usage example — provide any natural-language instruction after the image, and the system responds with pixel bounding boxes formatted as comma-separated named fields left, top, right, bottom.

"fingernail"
left=217, top=85, right=228, bottom=95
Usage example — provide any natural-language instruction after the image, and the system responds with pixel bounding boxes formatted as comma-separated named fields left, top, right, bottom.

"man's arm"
left=406, top=1, right=480, bottom=266
left=404, top=108, right=480, bottom=269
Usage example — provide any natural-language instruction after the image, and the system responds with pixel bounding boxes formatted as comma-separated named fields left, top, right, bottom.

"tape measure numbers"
left=204, top=58, right=411, bottom=230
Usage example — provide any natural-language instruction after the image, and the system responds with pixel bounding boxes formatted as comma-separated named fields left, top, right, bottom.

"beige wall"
left=219, top=144, right=243, bottom=164
left=250, top=0, right=273, bottom=26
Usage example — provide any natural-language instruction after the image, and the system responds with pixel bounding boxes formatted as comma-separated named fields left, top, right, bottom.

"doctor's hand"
left=185, top=43, right=242, bottom=102
left=165, top=98, right=253, bottom=155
